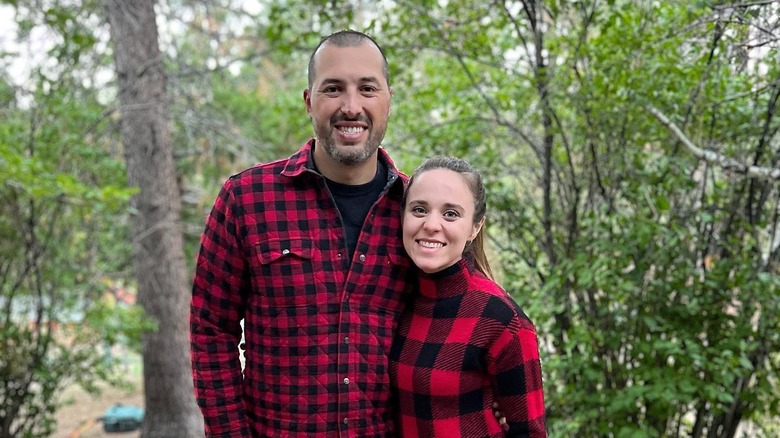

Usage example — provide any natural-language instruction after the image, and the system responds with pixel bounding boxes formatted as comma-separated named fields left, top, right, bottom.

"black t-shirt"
left=324, top=161, right=388, bottom=262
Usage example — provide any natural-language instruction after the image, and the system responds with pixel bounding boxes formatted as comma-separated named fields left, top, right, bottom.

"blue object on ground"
left=102, top=403, right=144, bottom=433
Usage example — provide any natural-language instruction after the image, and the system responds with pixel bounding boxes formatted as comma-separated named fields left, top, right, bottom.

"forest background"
left=1, top=0, right=779, bottom=437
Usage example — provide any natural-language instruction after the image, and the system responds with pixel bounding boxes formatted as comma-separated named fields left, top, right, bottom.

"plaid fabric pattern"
left=191, top=139, right=414, bottom=437
left=390, top=258, right=547, bottom=437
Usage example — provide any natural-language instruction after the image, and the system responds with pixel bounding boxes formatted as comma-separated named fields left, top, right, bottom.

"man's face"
left=304, top=43, right=392, bottom=166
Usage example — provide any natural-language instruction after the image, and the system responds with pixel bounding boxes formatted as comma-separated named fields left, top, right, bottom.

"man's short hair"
left=307, top=30, right=390, bottom=89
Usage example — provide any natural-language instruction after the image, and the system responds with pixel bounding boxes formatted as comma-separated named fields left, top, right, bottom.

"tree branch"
left=714, top=0, right=780, bottom=10
left=645, top=105, right=780, bottom=180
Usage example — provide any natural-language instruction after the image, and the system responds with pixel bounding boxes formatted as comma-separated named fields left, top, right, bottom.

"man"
left=190, top=30, right=414, bottom=437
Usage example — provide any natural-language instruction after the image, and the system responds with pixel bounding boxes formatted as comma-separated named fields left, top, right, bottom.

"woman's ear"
left=470, top=217, right=485, bottom=241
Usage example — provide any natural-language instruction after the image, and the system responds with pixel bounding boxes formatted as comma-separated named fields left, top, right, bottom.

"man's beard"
left=315, top=115, right=387, bottom=166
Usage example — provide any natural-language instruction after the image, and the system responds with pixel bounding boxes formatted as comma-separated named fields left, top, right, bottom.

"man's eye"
left=323, top=86, right=340, bottom=93
left=361, top=86, right=377, bottom=93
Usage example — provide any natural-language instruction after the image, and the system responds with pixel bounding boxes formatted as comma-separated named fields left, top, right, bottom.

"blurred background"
left=1, top=0, right=779, bottom=436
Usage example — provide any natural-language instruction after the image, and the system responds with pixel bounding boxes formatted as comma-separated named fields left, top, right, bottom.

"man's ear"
left=388, top=86, right=394, bottom=115
left=303, top=89, right=312, bottom=115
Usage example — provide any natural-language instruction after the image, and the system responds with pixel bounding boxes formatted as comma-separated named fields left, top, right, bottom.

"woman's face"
left=402, top=168, right=482, bottom=274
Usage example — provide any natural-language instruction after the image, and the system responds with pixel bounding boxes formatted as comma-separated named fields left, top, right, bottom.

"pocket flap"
left=255, top=238, right=313, bottom=264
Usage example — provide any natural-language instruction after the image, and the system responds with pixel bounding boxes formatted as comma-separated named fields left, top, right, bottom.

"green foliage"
left=0, top=95, right=140, bottom=436
left=4, top=0, right=780, bottom=436
left=0, top=4, right=143, bottom=435
left=532, top=197, right=779, bottom=435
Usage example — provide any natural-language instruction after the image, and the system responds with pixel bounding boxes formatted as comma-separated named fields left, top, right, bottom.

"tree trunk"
left=103, top=0, right=203, bottom=436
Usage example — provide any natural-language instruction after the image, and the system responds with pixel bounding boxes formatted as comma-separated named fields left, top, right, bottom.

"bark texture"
left=104, top=0, right=203, bottom=436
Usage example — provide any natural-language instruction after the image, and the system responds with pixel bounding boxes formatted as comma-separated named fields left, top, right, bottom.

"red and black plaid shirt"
left=389, top=258, right=547, bottom=437
left=191, top=139, right=414, bottom=437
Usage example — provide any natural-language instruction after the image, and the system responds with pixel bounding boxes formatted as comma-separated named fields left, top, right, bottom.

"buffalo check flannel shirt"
left=191, top=139, right=415, bottom=437
left=389, top=258, right=547, bottom=437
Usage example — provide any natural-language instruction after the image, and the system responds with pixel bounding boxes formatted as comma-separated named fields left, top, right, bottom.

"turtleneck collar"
left=417, top=258, right=472, bottom=299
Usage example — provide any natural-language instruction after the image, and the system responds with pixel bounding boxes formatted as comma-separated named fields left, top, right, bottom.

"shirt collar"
left=281, top=138, right=407, bottom=188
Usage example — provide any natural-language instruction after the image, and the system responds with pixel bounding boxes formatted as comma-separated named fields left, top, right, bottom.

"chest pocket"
left=249, top=237, right=318, bottom=307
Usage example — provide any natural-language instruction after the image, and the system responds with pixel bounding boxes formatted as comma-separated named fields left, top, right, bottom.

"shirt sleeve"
left=190, top=179, right=251, bottom=437
left=488, top=318, right=547, bottom=437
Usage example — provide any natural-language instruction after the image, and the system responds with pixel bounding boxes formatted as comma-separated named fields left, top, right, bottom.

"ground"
left=54, top=355, right=144, bottom=438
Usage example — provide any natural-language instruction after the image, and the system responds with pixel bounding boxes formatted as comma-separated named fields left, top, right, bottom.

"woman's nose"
left=422, top=217, right=442, bottom=232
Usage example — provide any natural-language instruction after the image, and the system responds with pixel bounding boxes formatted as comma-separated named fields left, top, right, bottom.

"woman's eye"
left=444, top=210, right=460, bottom=219
left=411, top=206, right=426, bottom=215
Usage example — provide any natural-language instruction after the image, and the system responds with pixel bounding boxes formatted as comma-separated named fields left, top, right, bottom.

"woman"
left=389, top=157, right=547, bottom=437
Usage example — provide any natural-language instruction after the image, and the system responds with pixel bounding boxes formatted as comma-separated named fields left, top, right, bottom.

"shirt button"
left=343, top=418, right=349, bottom=425
left=358, top=254, right=366, bottom=262
left=343, top=377, right=349, bottom=385
left=344, top=337, right=349, bottom=344
left=282, top=249, right=290, bottom=255
left=337, top=253, right=342, bottom=258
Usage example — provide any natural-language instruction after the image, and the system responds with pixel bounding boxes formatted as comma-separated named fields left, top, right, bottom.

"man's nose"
left=340, top=90, right=361, bottom=118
